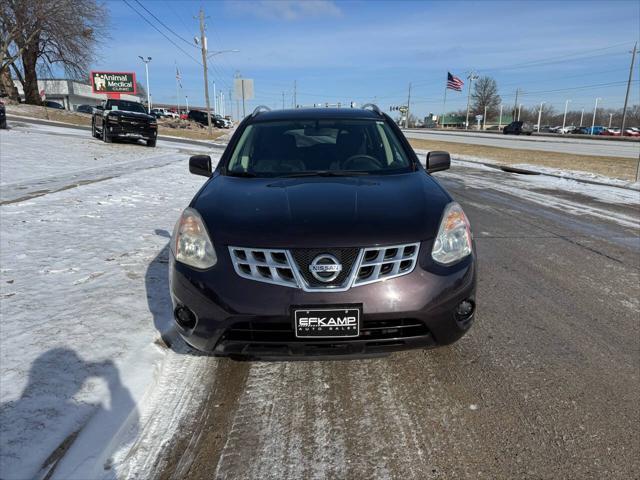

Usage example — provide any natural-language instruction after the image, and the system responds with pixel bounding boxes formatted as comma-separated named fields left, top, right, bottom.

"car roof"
left=250, top=108, right=383, bottom=123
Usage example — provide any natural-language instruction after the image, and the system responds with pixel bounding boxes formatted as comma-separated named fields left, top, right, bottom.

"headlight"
left=171, top=208, right=217, bottom=269
left=431, top=202, right=472, bottom=265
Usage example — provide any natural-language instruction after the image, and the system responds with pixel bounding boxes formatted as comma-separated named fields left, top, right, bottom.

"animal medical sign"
left=91, top=71, right=137, bottom=94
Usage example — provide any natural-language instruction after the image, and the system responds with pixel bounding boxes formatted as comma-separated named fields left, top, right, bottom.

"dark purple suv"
left=169, top=105, right=476, bottom=359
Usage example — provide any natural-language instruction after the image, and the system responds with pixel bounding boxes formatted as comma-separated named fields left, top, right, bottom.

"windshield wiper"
left=282, top=170, right=370, bottom=178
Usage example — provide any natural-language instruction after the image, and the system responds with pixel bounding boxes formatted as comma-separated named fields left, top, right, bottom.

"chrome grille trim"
left=228, top=243, right=420, bottom=291
left=353, top=243, right=420, bottom=287
left=228, top=247, right=298, bottom=288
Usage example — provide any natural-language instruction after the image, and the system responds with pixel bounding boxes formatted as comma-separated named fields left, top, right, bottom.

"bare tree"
left=1, top=0, right=107, bottom=104
left=471, top=76, right=501, bottom=117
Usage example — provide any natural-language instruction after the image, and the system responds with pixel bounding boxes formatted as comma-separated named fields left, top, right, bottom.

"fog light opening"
left=455, top=299, right=475, bottom=328
left=174, top=306, right=197, bottom=330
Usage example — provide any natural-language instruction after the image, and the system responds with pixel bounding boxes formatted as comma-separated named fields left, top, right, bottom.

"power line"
left=122, top=0, right=202, bottom=66
left=133, top=0, right=197, bottom=49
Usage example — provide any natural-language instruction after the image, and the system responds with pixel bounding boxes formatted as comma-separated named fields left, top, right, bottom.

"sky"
left=94, top=0, right=640, bottom=118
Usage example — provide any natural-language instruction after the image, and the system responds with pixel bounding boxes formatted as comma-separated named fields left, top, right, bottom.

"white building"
left=13, top=79, right=141, bottom=111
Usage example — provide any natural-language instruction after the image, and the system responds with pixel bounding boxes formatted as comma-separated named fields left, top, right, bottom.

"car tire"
left=91, top=121, right=99, bottom=138
left=0, top=120, right=6, bottom=130
left=526, top=132, right=532, bottom=136
left=102, top=125, right=112, bottom=143
left=146, top=138, right=156, bottom=147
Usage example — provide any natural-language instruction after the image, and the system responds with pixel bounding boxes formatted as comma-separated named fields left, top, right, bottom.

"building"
left=13, top=79, right=141, bottom=111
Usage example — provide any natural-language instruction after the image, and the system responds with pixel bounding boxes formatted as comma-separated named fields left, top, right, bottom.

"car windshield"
left=108, top=100, right=146, bottom=113
left=226, top=119, right=413, bottom=177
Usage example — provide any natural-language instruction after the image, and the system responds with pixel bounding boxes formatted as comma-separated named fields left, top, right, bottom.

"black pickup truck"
left=92, top=99, right=158, bottom=147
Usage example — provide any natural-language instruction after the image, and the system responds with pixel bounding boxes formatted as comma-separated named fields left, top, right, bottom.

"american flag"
left=446, top=72, right=464, bottom=91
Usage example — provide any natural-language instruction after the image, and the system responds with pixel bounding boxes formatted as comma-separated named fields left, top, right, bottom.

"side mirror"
left=189, top=155, right=212, bottom=177
left=426, top=151, right=450, bottom=173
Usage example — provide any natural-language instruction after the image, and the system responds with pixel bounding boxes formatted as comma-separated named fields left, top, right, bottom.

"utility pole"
left=513, top=88, right=520, bottom=122
left=405, top=82, right=412, bottom=128
left=482, top=105, right=487, bottom=130
left=138, top=56, right=152, bottom=113
left=608, top=113, right=614, bottom=129
left=537, top=102, right=545, bottom=132
left=185, top=95, right=189, bottom=112
left=562, top=99, right=570, bottom=133
left=197, top=8, right=212, bottom=135
left=591, top=97, right=601, bottom=135
left=518, top=104, right=522, bottom=121
left=621, top=42, right=637, bottom=136
left=293, top=80, right=297, bottom=108
left=465, top=72, right=478, bottom=130
left=498, top=104, right=503, bottom=129
left=579, top=108, right=584, bottom=127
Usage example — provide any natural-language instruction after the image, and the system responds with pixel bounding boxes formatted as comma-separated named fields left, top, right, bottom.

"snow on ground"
left=414, top=148, right=640, bottom=190
left=443, top=162, right=640, bottom=230
left=0, top=125, right=220, bottom=479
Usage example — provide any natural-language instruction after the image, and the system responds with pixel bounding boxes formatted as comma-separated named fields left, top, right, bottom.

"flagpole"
left=441, top=73, right=448, bottom=129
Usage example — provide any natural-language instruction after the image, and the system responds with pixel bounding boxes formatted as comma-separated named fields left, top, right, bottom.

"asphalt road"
left=403, top=129, right=640, bottom=159
left=157, top=164, right=640, bottom=479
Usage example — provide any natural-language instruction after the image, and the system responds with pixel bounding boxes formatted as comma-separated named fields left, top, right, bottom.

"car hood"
left=106, top=110, right=154, bottom=121
left=193, top=171, right=451, bottom=248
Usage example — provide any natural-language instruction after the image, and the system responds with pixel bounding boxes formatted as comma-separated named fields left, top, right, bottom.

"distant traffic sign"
left=91, top=71, right=137, bottom=94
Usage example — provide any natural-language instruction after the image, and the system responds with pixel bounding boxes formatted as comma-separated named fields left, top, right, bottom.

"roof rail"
left=361, top=103, right=383, bottom=116
left=251, top=105, right=271, bottom=117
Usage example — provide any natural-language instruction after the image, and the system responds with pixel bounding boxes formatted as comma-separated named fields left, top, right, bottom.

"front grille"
left=228, top=242, right=420, bottom=291
left=290, top=248, right=360, bottom=287
left=228, top=247, right=298, bottom=288
left=224, top=318, right=429, bottom=343
left=354, top=243, right=420, bottom=287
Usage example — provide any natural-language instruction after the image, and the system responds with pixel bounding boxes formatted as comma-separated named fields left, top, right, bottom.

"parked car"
left=588, top=126, right=607, bottom=135
left=151, top=108, right=179, bottom=119
left=91, top=99, right=158, bottom=147
left=187, top=109, right=209, bottom=126
left=169, top=105, right=477, bottom=358
left=548, top=126, right=561, bottom=133
left=556, top=126, right=576, bottom=134
left=213, top=114, right=232, bottom=128
left=623, top=127, right=640, bottom=137
left=0, top=101, right=6, bottom=129
left=572, top=126, right=590, bottom=135
left=600, top=128, right=621, bottom=136
left=75, top=104, right=94, bottom=114
left=44, top=100, right=64, bottom=109
left=503, top=121, right=533, bottom=135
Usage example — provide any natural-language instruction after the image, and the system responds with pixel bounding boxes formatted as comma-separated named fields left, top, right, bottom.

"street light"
left=138, top=56, right=152, bottom=113
left=207, top=49, right=240, bottom=59
left=591, top=97, right=601, bottom=135
left=537, top=102, right=545, bottom=132
left=562, top=99, right=571, bottom=133
left=608, top=113, right=613, bottom=129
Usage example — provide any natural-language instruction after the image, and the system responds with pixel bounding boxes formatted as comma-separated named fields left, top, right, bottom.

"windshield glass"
left=108, top=100, right=146, bottom=113
left=226, top=119, right=413, bottom=177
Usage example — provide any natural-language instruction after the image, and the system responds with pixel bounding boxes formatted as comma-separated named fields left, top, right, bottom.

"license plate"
left=294, top=307, right=360, bottom=338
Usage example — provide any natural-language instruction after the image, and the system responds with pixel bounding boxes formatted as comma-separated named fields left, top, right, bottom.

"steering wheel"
left=341, top=154, right=384, bottom=171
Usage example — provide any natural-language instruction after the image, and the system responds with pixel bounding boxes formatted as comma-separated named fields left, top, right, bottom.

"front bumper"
left=107, top=122, right=157, bottom=139
left=169, top=240, right=476, bottom=359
